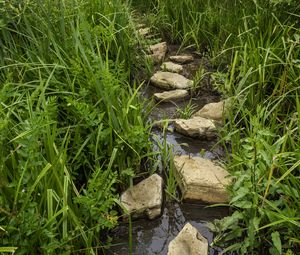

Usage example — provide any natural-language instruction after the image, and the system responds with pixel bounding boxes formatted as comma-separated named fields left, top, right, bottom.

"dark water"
left=108, top=203, right=228, bottom=255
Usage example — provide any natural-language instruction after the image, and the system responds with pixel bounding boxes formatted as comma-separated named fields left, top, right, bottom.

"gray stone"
left=173, top=155, right=230, bottom=203
left=174, top=117, right=217, bottom=139
left=193, top=100, right=229, bottom=123
left=138, top=27, right=151, bottom=37
left=168, top=223, right=208, bottom=255
left=150, top=72, right=193, bottom=90
left=154, top=90, right=189, bottom=102
left=137, top=23, right=146, bottom=29
left=148, top=42, right=167, bottom=63
left=161, top=61, right=183, bottom=73
left=120, top=174, right=163, bottom=220
left=169, top=55, right=194, bottom=64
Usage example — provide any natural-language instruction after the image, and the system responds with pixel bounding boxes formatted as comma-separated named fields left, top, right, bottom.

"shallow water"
left=108, top=203, right=228, bottom=255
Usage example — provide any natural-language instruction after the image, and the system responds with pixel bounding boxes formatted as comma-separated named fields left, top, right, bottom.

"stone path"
left=120, top=24, right=232, bottom=255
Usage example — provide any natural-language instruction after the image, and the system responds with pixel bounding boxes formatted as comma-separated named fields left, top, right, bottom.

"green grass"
left=0, top=0, right=152, bottom=254
left=2, top=0, right=300, bottom=254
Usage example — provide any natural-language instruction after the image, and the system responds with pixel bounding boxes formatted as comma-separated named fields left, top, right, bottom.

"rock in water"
left=169, top=55, right=194, bottom=64
left=154, top=90, right=189, bottom=102
left=160, top=61, right=183, bottom=73
left=120, top=174, right=163, bottom=220
left=173, top=155, right=230, bottom=203
left=168, top=223, right=208, bottom=255
left=193, top=100, right=229, bottom=123
left=150, top=72, right=193, bottom=90
left=148, top=42, right=167, bottom=63
left=174, top=116, right=216, bottom=139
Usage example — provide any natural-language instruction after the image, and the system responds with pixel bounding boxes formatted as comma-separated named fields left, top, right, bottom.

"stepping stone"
left=137, top=23, right=146, bottom=29
left=160, top=61, right=183, bottom=73
left=150, top=71, right=193, bottom=90
left=193, top=100, right=229, bottom=123
left=174, top=116, right=216, bottom=139
left=154, top=89, right=189, bottom=102
left=120, top=174, right=163, bottom=220
left=169, top=55, right=194, bottom=64
left=173, top=155, right=230, bottom=203
left=148, top=42, right=167, bottom=63
left=168, top=223, right=208, bottom=255
left=138, top=27, right=151, bottom=37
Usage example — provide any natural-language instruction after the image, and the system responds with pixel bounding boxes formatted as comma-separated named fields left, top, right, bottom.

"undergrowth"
left=0, top=0, right=152, bottom=254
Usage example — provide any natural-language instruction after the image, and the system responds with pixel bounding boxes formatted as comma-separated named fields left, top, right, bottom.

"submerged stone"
left=168, top=223, right=208, bottom=255
left=173, top=155, right=230, bottom=203
left=174, top=116, right=216, bottom=139
left=169, top=55, right=194, bottom=64
left=154, top=90, right=189, bottom=102
left=120, top=174, right=163, bottom=220
left=161, top=61, right=183, bottom=73
left=150, top=71, right=193, bottom=90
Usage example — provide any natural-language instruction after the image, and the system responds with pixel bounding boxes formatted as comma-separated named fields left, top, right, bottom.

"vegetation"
left=138, top=0, right=300, bottom=254
left=1, top=0, right=300, bottom=254
left=0, top=0, right=151, bottom=254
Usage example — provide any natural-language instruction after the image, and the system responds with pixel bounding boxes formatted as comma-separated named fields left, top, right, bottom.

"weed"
left=175, top=100, right=197, bottom=119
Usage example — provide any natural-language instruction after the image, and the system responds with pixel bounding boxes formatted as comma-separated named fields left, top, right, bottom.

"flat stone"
left=150, top=72, right=193, bottom=90
left=120, top=174, right=163, bottom=220
left=169, top=55, right=194, bottom=64
left=154, top=90, right=189, bottom=102
left=138, top=27, right=151, bottom=36
left=161, top=61, right=183, bottom=73
left=173, top=155, right=230, bottom=203
left=137, top=23, right=146, bottom=29
left=193, top=100, right=229, bottom=123
left=174, top=116, right=217, bottom=139
left=148, top=42, right=167, bottom=63
left=168, top=223, right=208, bottom=255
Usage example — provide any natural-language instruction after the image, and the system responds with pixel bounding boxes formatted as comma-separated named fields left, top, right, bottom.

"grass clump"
left=0, top=0, right=152, bottom=254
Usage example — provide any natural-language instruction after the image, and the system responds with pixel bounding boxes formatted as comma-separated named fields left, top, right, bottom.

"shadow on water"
left=108, top=203, right=229, bottom=255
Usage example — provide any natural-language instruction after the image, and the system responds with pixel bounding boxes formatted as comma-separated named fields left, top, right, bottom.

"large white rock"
left=150, top=72, right=193, bottom=90
left=173, top=155, right=230, bottom=203
left=168, top=223, right=208, bottom=255
left=161, top=61, right=183, bottom=73
left=193, top=100, right=228, bottom=122
left=169, top=55, right=194, bottom=64
left=174, top=117, right=216, bottom=139
left=154, top=89, right=189, bottom=102
left=120, top=174, right=163, bottom=220
left=148, top=42, right=167, bottom=63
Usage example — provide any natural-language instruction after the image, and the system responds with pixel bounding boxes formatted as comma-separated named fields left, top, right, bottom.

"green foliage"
left=175, top=100, right=197, bottom=119
left=0, top=0, right=151, bottom=254
left=210, top=8, right=300, bottom=254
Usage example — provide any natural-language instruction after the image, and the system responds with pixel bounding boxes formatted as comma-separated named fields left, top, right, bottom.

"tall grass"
left=139, top=0, right=300, bottom=254
left=0, top=0, right=151, bottom=253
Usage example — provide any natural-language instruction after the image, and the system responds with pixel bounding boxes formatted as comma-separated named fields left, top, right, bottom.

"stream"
left=108, top=46, right=229, bottom=254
